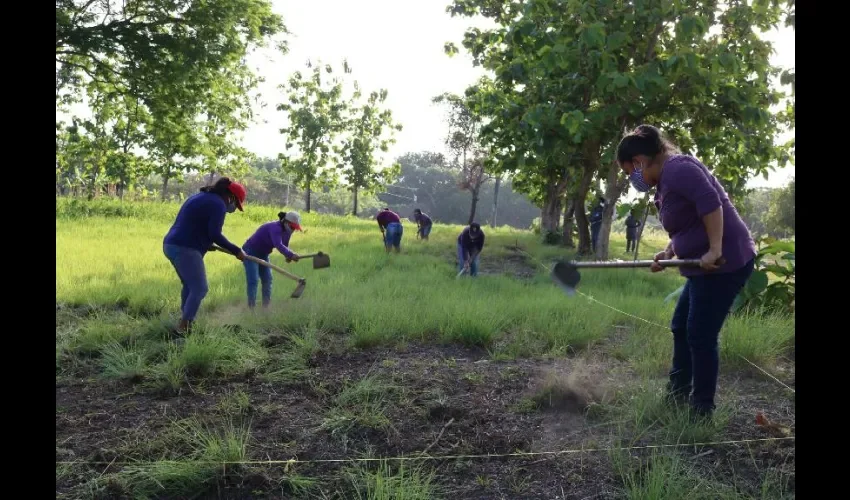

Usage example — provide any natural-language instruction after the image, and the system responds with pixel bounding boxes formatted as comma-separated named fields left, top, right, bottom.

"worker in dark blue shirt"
left=163, top=177, right=247, bottom=333
left=590, top=197, right=606, bottom=253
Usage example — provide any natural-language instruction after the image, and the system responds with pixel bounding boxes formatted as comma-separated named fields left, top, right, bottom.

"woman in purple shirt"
left=617, top=125, right=756, bottom=419
left=242, top=211, right=303, bottom=309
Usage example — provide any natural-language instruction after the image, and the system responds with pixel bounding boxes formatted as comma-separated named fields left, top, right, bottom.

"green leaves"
left=560, top=110, right=585, bottom=136
left=580, top=23, right=606, bottom=49
left=56, top=0, right=287, bottom=197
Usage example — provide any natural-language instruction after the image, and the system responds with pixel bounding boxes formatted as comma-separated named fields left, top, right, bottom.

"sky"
left=244, top=0, right=795, bottom=190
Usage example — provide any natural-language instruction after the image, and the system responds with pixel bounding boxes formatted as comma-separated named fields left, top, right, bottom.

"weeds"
left=346, top=460, right=438, bottom=500
left=321, top=375, right=399, bottom=437
left=90, top=417, right=251, bottom=498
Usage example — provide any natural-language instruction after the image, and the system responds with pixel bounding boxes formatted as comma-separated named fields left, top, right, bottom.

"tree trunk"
left=574, top=165, right=596, bottom=256
left=467, top=187, right=480, bottom=225
left=305, top=178, right=312, bottom=213
left=352, top=186, right=359, bottom=216
left=594, top=162, right=630, bottom=260
left=285, top=175, right=291, bottom=207
left=161, top=176, right=170, bottom=201
left=562, top=194, right=575, bottom=248
left=540, top=196, right=562, bottom=234
left=491, top=176, right=502, bottom=228
left=207, top=172, right=216, bottom=185
left=540, top=170, right=572, bottom=235
left=633, top=195, right=652, bottom=261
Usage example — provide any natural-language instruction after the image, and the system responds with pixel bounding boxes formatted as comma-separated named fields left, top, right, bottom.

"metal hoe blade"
left=311, top=252, right=330, bottom=269
left=551, top=261, right=580, bottom=296
left=291, top=279, right=307, bottom=298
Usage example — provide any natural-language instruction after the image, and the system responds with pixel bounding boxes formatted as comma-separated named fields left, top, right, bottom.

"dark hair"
left=200, top=177, right=233, bottom=197
left=414, top=208, right=422, bottom=214
left=616, top=125, right=680, bottom=164
left=278, top=212, right=287, bottom=221
left=470, top=222, right=481, bottom=232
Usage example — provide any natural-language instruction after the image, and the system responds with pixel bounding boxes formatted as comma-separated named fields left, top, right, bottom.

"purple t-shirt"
left=414, top=213, right=432, bottom=226
left=655, top=155, right=756, bottom=277
left=376, top=210, right=401, bottom=229
left=243, top=221, right=295, bottom=258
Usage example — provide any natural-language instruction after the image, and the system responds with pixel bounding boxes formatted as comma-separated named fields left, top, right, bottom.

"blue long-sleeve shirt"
left=163, top=192, right=241, bottom=255
left=590, top=205, right=604, bottom=226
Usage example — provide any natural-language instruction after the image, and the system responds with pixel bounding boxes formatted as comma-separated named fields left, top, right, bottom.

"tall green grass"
left=56, top=198, right=794, bottom=367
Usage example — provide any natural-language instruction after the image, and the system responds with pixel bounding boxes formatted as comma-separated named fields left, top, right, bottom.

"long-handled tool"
left=211, top=246, right=307, bottom=298
left=551, top=258, right=726, bottom=296
left=293, top=252, right=331, bottom=269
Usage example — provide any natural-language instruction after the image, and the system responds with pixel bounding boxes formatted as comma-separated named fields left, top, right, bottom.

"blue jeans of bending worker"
left=163, top=244, right=209, bottom=322
left=457, top=243, right=480, bottom=277
left=384, top=222, right=403, bottom=250
left=668, top=258, right=754, bottom=414
left=418, top=224, right=432, bottom=239
left=242, top=246, right=272, bottom=308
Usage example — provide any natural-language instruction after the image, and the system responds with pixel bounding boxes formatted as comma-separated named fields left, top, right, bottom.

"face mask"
left=629, top=163, right=651, bottom=193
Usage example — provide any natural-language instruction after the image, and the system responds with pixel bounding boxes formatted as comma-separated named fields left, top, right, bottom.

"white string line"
left=56, top=437, right=795, bottom=466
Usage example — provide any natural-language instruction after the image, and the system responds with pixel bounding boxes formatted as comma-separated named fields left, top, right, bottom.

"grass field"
left=56, top=198, right=795, bottom=499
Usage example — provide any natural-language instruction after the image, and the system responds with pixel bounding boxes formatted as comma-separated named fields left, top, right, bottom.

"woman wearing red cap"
left=163, top=177, right=247, bottom=334
left=241, top=211, right=303, bottom=309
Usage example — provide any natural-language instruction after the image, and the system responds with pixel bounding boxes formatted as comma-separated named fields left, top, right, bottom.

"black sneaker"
left=689, top=405, right=714, bottom=423
left=663, top=387, right=690, bottom=407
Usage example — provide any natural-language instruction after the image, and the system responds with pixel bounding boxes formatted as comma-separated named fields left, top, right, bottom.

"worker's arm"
left=272, top=227, right=296, bottom=260
left=208, top=204, right=242, bottom=256
left=700, top=207, right=724, bottom=268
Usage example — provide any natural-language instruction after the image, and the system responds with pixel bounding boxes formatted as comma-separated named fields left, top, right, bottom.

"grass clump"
left=321, top=374, right=400, bottom=437
left=346, top=460, right=438, bottom=500
left=91, top=417, right=251, bottom=499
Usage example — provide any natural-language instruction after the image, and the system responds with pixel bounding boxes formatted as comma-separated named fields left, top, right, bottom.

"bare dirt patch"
left=57, top=340, right=794, bottom=499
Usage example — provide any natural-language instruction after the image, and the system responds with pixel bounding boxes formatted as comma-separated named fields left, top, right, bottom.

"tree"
left=277, top=62, right=349, bottom=212
left=56, top=0, right=285, bottom=113
left=56, top=0, right=285, bottom=198
left=765, top=177, right=795, bottom=238
left=447, top=0, right=794, bottom=259
left=147, top=106, right=202, bottom=200
left=433, top=92, right=491, bottom=224
left=338, top=84, right=403, bottom=215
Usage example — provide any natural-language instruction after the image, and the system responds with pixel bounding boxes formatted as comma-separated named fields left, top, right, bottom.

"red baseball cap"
left=226, top=182, right=247, bottom=211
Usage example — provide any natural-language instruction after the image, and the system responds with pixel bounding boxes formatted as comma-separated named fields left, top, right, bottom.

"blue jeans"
left=418, top=225, right=432, bottom=239
left=163, top=244, right=208, bottom=321
left=669, top=259, right=755, bottom=413
left=243, top=246, right=272, bottom=308
left=385, top=222, right=403, bottom=249
left=457, top=243, right=480, bottom=277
